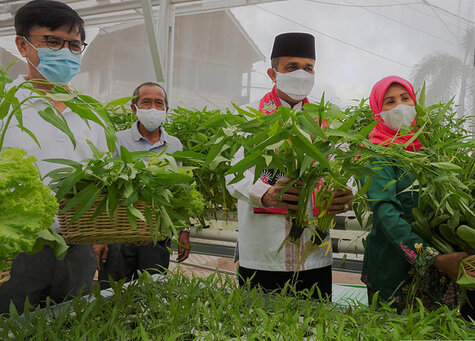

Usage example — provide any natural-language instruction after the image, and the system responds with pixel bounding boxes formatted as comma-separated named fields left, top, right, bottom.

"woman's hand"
left=433, top=252, right=468, bottom=281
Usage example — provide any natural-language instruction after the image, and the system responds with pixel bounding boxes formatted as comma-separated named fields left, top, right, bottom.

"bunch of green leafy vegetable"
left=164, top=107, right=247, bottom=226
left=224, top=96, right=376, bottom=263
left=46, top=144, right=204, bottom=242
left=1, top=270, right=473, bottom=339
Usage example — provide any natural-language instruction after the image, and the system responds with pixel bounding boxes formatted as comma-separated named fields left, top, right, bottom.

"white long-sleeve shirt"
left=225, top=99, right=332, bottom=272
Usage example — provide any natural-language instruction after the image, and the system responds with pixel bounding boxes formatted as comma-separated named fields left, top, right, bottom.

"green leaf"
left=43, top=158, right=82, bottom=169
left=120, top=146, right=133, bottom=163
left=91, top=195, right=108, bottom=220
left=127, top=210, right=138, bottom=229
left=87, top=140, right=104, bottom=159
left=54, top=169, right=84, bottom=200
left=128, top=205, right=146, bottom=222
left=358, top=119, right=379, bottom=137
left=106, top=186, right=119, bottom=220
left=431, top=162, right=463, bottom=172
left=46, top=93, right=76, bottom=102
left=31, top=229, right=69, bottom=260
left=38, top=107, right=77, bottom=149
left=226, top=151, right=262, bottom=179
left=70, top=185, right=102, bottom=224
left=382, top=179, right=396, bottom=192
left=0, top=86, right=15, bottom=119
left=16, top=124, right=41, bottom=149
left=338, top=114, right=359, bottom=133
left=105, top=96, right=136, bottom=108
left=292, top=132, right=330, bottom=169
left=61, top=183, right=101, bottom=223
left=298, top=111, right=326, bottom=139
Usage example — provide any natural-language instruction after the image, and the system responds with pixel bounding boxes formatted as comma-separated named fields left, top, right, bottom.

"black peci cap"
left=270, top=32, right=316, bottom=60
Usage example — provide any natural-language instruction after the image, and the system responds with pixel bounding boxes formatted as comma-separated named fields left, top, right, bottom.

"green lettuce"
left=0, top=148, right=59, bottom=271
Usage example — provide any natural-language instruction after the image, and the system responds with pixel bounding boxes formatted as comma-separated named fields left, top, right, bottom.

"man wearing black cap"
left=226, top=32, right=353, bottom=300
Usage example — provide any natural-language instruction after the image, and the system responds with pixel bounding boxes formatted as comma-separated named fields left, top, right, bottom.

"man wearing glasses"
left=0, top=0, right=107, bottom=313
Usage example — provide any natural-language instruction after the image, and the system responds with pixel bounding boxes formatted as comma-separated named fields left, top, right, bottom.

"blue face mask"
left=25, top=38, right=82, bottom=84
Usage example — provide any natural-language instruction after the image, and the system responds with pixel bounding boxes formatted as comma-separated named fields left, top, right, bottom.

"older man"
left=226, top=32, right=353, bottom=299
left=97, top=82, right=190, bottom=287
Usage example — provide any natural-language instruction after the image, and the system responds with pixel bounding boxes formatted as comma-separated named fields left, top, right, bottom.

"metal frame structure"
left=0, top=0, right=286, bottom=96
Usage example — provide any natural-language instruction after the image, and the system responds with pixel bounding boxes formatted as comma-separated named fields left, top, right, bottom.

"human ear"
left=267, top=68, right=277, bottom=83
left=15, top=36, right=28, bottom=57
left=130, top=104, right=137, bottom=114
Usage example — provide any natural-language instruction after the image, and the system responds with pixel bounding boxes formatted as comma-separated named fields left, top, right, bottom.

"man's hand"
left=177, top=230, right=191, bottom=262
left=327, top=188, right=353, bottom=215
left=261, top=178, right=304, bottom=211
left=92, top=244, right=108, bottom=270
left=434, top=252, right=469, bottom=282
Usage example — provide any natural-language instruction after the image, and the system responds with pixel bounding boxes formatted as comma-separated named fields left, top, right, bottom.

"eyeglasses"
left=25, top=35, right=87, bottom=54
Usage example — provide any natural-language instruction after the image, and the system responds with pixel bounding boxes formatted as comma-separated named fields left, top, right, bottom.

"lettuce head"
left=0, top=148, right=58, bottom=271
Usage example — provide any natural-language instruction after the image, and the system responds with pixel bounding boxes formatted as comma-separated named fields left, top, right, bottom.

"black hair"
left=15, top=0, right=86, bottom=42
left=131, top=82, right=168, bottom=107
left=271, top=57, right=280, bottom=70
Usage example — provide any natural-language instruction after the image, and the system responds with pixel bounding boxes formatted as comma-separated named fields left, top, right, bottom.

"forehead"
left=137, top=85, right=165, bottom=100
left=29, top=24, right=82, bottom=40
left=278, top=56, right=315, bottom=66
left=384, top=83, right=408, bottom=97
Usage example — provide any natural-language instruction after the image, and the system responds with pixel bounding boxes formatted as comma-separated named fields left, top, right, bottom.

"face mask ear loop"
left=23, top=37, right=43, bottom=76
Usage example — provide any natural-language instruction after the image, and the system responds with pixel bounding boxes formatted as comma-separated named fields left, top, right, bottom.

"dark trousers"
left=0, top=245, right=97, bottom=314
left=460, top=289, right=474, bottom=321
left=99, top=240, right=171, bottom=289
left=238, top=265, right=332, bottom=301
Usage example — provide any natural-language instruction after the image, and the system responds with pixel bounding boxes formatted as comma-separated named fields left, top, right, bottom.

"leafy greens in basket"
left=45, top=144, right=204, bottom=243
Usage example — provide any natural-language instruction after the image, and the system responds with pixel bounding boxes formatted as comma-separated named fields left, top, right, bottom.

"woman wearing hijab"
left=360, top=75, right=469, bottom=311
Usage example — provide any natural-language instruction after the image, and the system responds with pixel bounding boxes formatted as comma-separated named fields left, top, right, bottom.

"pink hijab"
left=368, top=75, right=422, bottom=151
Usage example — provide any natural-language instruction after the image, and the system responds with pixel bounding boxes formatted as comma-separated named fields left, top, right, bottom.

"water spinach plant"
left=46, top=145, right=204, bottom=243
left=224, top=97, right=377, bottom=262
left=164, top=107, right=247, bottom=226
left=0, top=271, right=473, bottom=339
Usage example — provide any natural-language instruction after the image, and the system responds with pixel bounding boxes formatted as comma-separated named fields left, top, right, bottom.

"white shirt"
left=226, top=98, right=332, bottom=272
left=2, top=75, right=108, bottom=230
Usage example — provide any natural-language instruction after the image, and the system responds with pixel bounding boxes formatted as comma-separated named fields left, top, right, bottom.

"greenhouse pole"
left=141, top=0, right=165, bottom=83
left=157, top=0, right=176, bottom=101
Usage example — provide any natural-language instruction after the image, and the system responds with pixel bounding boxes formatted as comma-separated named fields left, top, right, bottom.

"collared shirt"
left=226, top=97, right=332, bottom=272
left=115, top=122, right=182, bottom=156
left=2, top=75, right=108, bottom=231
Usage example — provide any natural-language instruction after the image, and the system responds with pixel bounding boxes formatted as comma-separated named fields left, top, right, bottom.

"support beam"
left=140, top=0, right=164, bottom=82
left=158, top=0, right=171, bottom=84
left=0, top=0, right=286, bottom=36
left=166, top=5, right=176, bottom=101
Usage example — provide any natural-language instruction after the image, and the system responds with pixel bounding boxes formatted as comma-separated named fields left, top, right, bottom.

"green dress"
left=361, top=157, right=457, bottom=310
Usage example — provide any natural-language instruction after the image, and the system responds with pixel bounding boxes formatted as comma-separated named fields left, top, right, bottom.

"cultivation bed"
left=1, top=271, right=471, bottom=340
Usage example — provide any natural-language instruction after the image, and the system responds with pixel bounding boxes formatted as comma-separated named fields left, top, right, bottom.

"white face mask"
left=275, top=69, right=315, bottom=101
left=135, top=106, right=167, bottom=132
left=380, top=104, right=417, bottom=131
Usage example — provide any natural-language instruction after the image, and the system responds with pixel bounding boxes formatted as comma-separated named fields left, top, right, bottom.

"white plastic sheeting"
left=0, top=0, right=473, bottom=120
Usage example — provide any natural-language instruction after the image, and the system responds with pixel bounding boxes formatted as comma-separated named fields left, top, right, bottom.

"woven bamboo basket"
left=0, top=261, right=12, bottom=286
left=462, top=255, right=475, bottom=274
left=58, top=195, right=165, bottom=244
